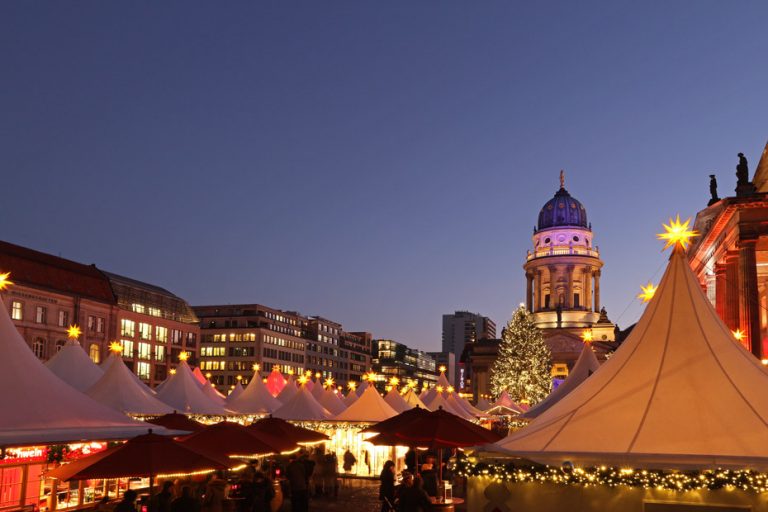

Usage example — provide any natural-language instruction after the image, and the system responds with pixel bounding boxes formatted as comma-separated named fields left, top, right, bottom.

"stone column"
left=536, top=269, right=543, bottom=311
left=548, top=265, right=559, bottom=309
left=594, top=270, right=601, bottom=312
left=565, top=265, right=574, bottom=309
left=725, top=250, right=741, bottom=332
left=714, top=261, right=727, bottom=322
left=584, top=267, right=592, bottom=312
left=738, top=238, right=762, bottom=358
left=526, top=272, right=534, bottom=312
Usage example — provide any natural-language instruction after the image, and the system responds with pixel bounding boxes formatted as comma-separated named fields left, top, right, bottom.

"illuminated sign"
left=1, top=446, right=48, bottom=465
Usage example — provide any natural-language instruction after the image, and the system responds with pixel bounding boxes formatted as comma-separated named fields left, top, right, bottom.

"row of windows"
left=201, top=346, right=227, bottom=357
left=10, top=302, right=110, bottom=335
left=263, top=310, right=298, bottom=326
left=29, top=337, right=101, bottom=363
left=261, top=362, right=303, bottom=374
left=305, top=356, right=348, bottom=370
left=119, top=319, right=195, bottom=344
left=263, top=347, right=304, bottom=363
left=208, top=333, right=258, bottom=343
left=263, top=335, right=304, bottom=351
left=131, top=303, right=163, bottom=318
left=120, top=340, right=167, bottom=360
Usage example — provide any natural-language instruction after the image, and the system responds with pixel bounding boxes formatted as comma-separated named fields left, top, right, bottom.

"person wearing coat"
left=379, top=460, right=396, bottom=512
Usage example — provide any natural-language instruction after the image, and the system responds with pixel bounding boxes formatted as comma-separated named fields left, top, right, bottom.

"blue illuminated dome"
left=537, top=186, right=588, bottom=230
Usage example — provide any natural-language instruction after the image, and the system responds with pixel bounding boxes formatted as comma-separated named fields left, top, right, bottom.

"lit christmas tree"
left=489, top=305, right=552, bottom=403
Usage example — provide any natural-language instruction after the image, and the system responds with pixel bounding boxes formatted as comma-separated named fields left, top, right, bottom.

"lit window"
left=121, top=319, right=135, bottom=337
left=136, top=361, right=151, bottom=380
left=32, top=338, right=46, bottom=359
left=96, top=317, right=104, bottom=333
left=149, top=307, right=161, bottom=317
left=132, top=303, right=145, bottom=314
left=35, top=307, right=47, bottom=324
left=156, top=326, right=168, bottom=343
left=58, top=310, right=69, bottom=327
left=138, top=342, right=151, bottom=360
left=121, top=339, right=134, bottom=357
left=89, top=344, right=100, bottom=363
left=155, top=345, right=165, bottom=361
left=10, top=301, right=22, bottom=320
left=139, top=323, right=151, bottom=340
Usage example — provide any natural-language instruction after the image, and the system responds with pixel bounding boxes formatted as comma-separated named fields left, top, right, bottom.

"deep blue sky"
left=2, top=2, right=767, bottom=351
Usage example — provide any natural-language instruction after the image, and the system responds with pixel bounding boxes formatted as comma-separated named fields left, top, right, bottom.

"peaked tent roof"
left=226, top=383, right=245, bottom=403
left=520, top=342, right=600, bottom=420
left=311, top=381, right=325, bottom=400
left=191, top=367, right=207, bottom=388
left=156, top=361, right=229, bottom=415
left=273, top=385, right=331, bottom=421
left=344, top=389, right=359, bottom=406
left=436, top=371, right=451, bottom=388
left=45, top=339, right=104, bottom=392
left=276, top=379, right=298, bottom=403
left=421, top=387, right=438, bottom=407
left=0, top=296, right=155, bottom=445
left=227, top=371, right=282, bottom=414
left=355, top=380, right=370, bottom=397
left=475, top=397, right=491, bottom=411
left=319, top=388, right=347, bottom=416
left=427, top=393, right=469, bottom=418
left=494, top=247, right=768, bottom=470
left=87, top=353, right=173, bottom=415
left=486, top=390, right=524, bottom=415
left=384, top=389, right=412, bottom=414
left=402, top=388, right=427, bottom=409
left=202, top=381, right=226, bottom=404
left=451, top=393, right=484, bottom=418
left=334, top=385, right=398, bottom=422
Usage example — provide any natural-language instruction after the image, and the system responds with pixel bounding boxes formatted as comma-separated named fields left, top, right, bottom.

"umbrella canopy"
left=87, top=353, right=173, bottom=415
left=369, top=408, right=502, bottom=449
left=334, top=385, right=398, bottom=422
left=45, top=339, right=104, bottom=392
left=145, top=413, right=205, bottom=433
left=156, top=361, right=229, bottom=415
left=318, top=388, right=347, bottom=416
left=383, top=389, right=412, bottom=414
left=46, top=431, right=230, bottom=481
left=249, top=417, right=329, bottom=444
left=227, top=370, right=282, bottom=414
left=226, top=383, right=245, bottom=404
left=273, top=385, right=331, bottom=421
left=360, top=407, right=431, bottom=435
left=182, top=421, right=295, bottom=457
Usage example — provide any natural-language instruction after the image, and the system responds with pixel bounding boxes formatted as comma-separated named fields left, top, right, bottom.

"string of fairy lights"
left=454, top=459, right=768, bottom=493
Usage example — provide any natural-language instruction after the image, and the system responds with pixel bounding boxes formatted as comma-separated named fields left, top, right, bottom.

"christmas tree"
left=489, top=305, right=552, bottom=404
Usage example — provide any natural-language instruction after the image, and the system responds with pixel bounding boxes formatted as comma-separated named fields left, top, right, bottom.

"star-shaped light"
left=657, top=215, right=698, bottom=251
left=109, top=341, right=123, bottom=353
left=252, top=363, right=260, bottom=371
left=347, top=381, right=357, bottom=390
left=638, top=282, right=657, bottom=303
left=235, top=374, right=242, bottom=381
left=169, top=368, right=177, bottom=375
left=447, top=385, right=455, bottom=393
left=287, top=368, right=295, bottom=375
left=66, top=324, right=82, bottom=340
left=178, top=351, right=189, bottom=362
left=298, top=375, right=308, bottom=385
left=367, top=371, right=377, bottom=381
left=439, top=365, right=447, bottom=373
left=580, top=329, right=593, bottom=343
left=436, top=385, right=444, bottom=393
left=324, top=377, right=334, bottom=388
left=0, top=272, right=14, bottom=290
left=389, top=376, right=400, bottom=387
left=732, top=329, right=745, bottom=342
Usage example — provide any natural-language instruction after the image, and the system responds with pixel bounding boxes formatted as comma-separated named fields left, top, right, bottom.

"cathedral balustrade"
left=527, top=246, right=600, bottom=260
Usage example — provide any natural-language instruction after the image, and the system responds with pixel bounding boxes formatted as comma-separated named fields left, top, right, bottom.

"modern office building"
left=442, top=311, right=495, bottom=389
left=372, top=339, right=438, bottom=389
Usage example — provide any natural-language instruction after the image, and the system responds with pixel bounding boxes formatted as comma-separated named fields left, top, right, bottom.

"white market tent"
left=402, top=388, right=427, bottom=409
left=311, top=381, right=325, bottom=400
left=449, top=393, right=484, bottom=418
left=384, top=388, right=412, bottom=414
left=273, top=385, right=331, bottom=421
left=155, top=360, right=229, bottom=415
left=493, top=246, right=768, bottom=470
left=191, top=366, right=207, bottom=388
left=344, top=389, right=359, bottom=406
left=87, top=352, right=173, bottom=415
left=436, top=371, right=451, bottom=389
left=519, top=342, right=600, bottom=420
left=355, top=380, right=370, bottom=397
left=429, top=392, right=473, bottom=420
left=334, top=385, right=398, bottom=422
left=421, top=387, right=439, bottom=408
left=226, top=382, right=245, bottom=403
left=0, top=296, right=155, bottom=445
left=277, top=379, right=298, bottom=403
left=475, top=397, right=491, bottom=411
left=202, top=380, right=226, bottom=404
left=319, top=388, right=347, bottom=416
left=486, top=390, right=524, bottom=415
left=227, top=370, right=282, bottom=414
left=45, top=339, right=104, bottom=392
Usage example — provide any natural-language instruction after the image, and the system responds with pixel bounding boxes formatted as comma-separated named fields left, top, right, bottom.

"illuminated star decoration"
left=657, top=215, right=698, bottom=251
left=109, top=341, right=123, bottom=353
left=439, top=365, right=447, bottom=373
left=580, top=329, right=593, bottom=343
left=178, top=351, right=189, bottom=362
left=733, top=329, right=745, bottom=342
left=638, top=282, right=657, bottom=303
left=298, top=375, right=308, bottom=385
left=66, top=324, right=82, bottom=340
left=252, top=363, right=260, bottom=371
left=0, top=272, right=13, bottom=290
left=324, top=377, right=335, bottom=388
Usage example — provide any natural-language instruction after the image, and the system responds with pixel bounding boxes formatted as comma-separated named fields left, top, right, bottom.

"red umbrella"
left=182, top=421, right=298, bottom=458
left=249, top=417, right=328, bottom=444
left=46, top=431, right=231, bottom=498
left=360, top=407, right=431, bottom=434
left=146, top=412, right=205, bottom=433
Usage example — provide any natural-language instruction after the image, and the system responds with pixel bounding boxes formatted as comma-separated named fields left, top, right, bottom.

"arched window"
left=89, top=344, right=100, bottom=364
left=32, top=338, right=46, bottom=359
left=56, top=340, right=66, bottom=352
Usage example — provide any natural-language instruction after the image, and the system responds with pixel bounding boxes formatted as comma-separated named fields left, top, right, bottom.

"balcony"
left=526, top=246, right=600, bottom=261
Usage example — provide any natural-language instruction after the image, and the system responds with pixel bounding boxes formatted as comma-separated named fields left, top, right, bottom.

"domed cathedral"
left=523, top=172, right=616, bottom=377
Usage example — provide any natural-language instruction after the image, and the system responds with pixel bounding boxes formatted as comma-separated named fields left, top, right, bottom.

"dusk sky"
left=2, top=2, right=767, bottom=351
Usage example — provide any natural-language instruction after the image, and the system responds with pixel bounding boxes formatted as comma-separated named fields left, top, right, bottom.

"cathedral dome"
left=537, top=186, right=588, bottom=230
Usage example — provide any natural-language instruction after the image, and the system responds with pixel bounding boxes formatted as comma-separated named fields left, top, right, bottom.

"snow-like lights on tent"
left=657, top=215, right=698, bottom=251
left=0, top=272, right=13, bottom=290
left=66, top=324, right=82, bottom=340
left=638, top=282, right=657, bottom=303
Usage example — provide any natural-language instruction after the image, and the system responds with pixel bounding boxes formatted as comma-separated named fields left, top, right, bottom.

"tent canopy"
left=45, top=339, right=104, bottom=392
left=333, top=385, right=398, bottom=422
left=155, top=361, right=229, bottom=415
left=227, top=370, right=282, bottom=414
left=273, top=385, right=330, bottom=421
left=87, top=353, right=173, bottom=415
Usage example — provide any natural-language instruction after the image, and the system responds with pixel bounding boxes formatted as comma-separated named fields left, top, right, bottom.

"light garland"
left=455, top=459, right=768, bottom=493
left=156, top=468, right=218, bottom=479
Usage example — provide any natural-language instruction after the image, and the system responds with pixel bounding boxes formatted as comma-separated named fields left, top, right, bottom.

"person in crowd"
left=286, top=454, right=309, bottom=512
left=151, top=481, right=175, bottom=512
left=420, top=461, right=438, bottom=497
left=379, top=460, right=396, bottom=512
left=311, top=446, right=326, bottom=496
left=323, top=450, right=339, bottom=499
left=96, top=496, right=111, bottom=512
left=234, top=472, right=255, bottom=512
left=404, top=448, right=417, bottom=474
left=114, top=490, right=138, bottom=512
left=397, top=474, right=432, bottom=512
left=342, top=448, right=357, bottom=473
left=202, top=471, right=227, bottom=512
left=170, top=486, right=201, bottom=512
left=252, top=470, right=276, bottom=512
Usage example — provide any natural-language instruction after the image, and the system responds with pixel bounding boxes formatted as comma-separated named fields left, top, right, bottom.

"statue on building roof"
left=559, top=170, right=565, bottom=189
left=708, top=174, right=720, bottom=206
left=735, top=152, right=757, bottom=197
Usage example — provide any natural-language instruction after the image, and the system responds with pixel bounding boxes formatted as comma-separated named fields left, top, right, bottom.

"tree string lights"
left=455, top=459, right=768, bottom=493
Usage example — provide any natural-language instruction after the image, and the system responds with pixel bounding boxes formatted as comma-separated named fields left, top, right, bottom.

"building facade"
left=442, top=311, right=496, bottom=389
left=372, top=339, right=438, bottom=389
left=689, top=142, right=768, bottom=359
